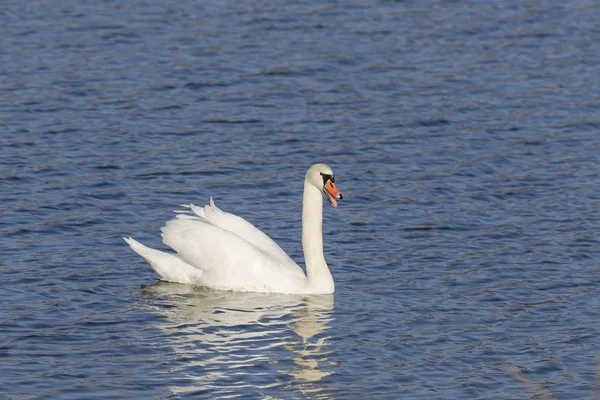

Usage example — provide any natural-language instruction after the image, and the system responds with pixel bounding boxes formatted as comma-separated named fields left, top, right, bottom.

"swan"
left=124, top=163, right=343, bottom=294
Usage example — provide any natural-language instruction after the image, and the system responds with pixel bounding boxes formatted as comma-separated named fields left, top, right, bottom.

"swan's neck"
left=302, top=180, right=334, bottom=293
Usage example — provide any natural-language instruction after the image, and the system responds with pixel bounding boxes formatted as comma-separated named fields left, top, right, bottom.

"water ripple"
left=2, top=0, right=600, bottom=398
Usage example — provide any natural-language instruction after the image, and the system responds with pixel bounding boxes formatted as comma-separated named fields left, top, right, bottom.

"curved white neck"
left=301, top=180, right=334, bottom=293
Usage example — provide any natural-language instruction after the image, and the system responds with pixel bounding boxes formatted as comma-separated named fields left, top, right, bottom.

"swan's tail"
left=123, top=237, right=204, bottom=284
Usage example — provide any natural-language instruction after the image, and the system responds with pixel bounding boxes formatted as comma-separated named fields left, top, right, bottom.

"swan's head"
left=306, top=163, right=343, bottom=208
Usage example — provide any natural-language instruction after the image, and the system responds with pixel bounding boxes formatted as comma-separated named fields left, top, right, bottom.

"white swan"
left=124, top=163, right=343, bottom=294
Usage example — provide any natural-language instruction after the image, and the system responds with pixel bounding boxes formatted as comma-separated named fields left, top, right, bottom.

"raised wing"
left=175, top=198, right=296, bottom=266
left=161, top=217, right=305, bottom=293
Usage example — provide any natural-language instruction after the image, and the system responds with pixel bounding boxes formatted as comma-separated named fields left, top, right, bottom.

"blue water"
left=2, top=0, right=600, bottom=398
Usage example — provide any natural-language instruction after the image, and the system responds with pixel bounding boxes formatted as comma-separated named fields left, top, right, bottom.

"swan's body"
left=124, top=164, right=343, bottom=294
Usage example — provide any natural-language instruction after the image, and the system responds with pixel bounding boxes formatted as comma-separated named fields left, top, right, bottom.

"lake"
left=2, top=0, right=600, bottom=398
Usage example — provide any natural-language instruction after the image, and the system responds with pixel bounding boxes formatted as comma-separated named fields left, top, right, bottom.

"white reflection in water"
left=141, top=283, right=336, bottom=397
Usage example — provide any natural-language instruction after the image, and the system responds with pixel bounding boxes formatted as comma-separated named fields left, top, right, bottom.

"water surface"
left=2, top=0, right=600, bottom=398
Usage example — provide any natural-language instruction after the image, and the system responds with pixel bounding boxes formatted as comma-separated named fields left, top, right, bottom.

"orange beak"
left=323, top=179, right=343, bottom=208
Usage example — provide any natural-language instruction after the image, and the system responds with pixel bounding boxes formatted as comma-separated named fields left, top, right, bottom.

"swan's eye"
left=321, top=173, right=333, bottom=185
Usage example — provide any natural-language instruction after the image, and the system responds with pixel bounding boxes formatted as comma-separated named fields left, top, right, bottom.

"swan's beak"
left=323, top=179, right=343, bottom=208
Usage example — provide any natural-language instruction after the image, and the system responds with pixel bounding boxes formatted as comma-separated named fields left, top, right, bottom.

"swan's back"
left=160, top=203, right=306, bottom=293
left=179, top=199, right=295, bottom=265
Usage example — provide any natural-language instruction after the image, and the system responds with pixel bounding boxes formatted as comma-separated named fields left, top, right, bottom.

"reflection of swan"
left=287, top=297, right=336, bottom=384
left=125, top=163, right=343, bottom=294
left=140, top=283, right=335, bottom=397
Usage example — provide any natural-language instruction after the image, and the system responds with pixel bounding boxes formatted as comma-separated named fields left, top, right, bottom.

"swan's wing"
left=176, top=198, right=295, bottom=265
left=161, top=218, right=306, bottom=293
